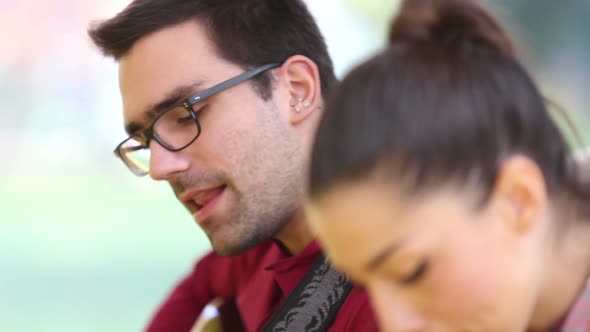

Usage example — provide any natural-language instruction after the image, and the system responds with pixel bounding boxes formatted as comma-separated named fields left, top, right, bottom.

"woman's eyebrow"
left=365, top=239, right=406, bottom=272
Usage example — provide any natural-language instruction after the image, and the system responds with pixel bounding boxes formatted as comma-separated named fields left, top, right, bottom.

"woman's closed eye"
left=401, top=259, right=429, bottom=285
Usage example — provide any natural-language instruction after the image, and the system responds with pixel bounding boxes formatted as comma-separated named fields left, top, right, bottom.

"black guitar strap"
left=262, top=253, right=353, bottom=332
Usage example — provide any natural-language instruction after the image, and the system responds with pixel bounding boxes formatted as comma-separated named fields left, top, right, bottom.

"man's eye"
left=177, top=115, right=193, bottom=124
left=401, top=259, right=429, bottom=285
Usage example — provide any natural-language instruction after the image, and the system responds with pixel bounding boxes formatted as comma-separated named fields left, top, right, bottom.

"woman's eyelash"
left=401, top=259, right=429, bottom=285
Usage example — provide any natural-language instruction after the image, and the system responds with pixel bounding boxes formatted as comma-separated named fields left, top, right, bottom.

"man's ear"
left=278, top=55, right=322, bottom=125
left=490, top=155, right=547, bottom=236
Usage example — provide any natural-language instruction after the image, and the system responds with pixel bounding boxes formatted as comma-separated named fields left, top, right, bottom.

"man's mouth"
left=179, top=185, right=227, bottom=224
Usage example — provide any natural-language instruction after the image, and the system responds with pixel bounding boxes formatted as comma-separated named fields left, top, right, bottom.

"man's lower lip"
left=192, top=187, right=225, bottom=225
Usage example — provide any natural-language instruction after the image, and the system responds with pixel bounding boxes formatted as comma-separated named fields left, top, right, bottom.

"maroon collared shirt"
left=145, top=240, right=378, bottom=332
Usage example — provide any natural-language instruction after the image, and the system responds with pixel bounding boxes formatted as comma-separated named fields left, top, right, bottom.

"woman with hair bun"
left=307, top=0, right=590, bottom=331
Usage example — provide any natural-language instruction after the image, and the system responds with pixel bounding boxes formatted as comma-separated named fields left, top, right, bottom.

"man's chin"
left=208, top=233, right=261, bottom=257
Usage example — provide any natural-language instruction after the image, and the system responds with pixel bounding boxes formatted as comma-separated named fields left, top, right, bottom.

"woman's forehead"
left=312, top=182, right=483, bottom=270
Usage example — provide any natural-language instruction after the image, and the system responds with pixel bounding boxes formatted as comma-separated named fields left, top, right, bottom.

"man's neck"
left=274, top=207, right=315, bottom=255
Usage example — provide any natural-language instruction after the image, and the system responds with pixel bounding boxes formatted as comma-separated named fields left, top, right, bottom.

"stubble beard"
left=208, top=186, right=298, bottom=256
left=210, top=126, right=305, bottom=256
left=191, top=96, right=307, bottom=256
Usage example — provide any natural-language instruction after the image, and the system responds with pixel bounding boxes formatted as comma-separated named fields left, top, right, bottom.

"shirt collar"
left=264, top=240, right=321, bottom=273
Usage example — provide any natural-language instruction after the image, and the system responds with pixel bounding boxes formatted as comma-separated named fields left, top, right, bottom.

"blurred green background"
left=1, top=0, right=588, bottom=331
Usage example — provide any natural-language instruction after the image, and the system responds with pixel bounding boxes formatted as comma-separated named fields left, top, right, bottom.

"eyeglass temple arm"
left=188, top=63, right=280, bottom=105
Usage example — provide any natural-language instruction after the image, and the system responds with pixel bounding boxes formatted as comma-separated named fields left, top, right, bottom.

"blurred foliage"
left=343, top=0, right=401, bottom=42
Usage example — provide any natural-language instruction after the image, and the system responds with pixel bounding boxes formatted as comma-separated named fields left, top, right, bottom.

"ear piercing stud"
left=291, top=97, right=311, bottom=113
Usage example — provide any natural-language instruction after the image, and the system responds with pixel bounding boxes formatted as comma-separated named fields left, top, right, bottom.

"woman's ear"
left=279, top=55, right=322, bottom=125
left=490, top=155, right=547, bottom=236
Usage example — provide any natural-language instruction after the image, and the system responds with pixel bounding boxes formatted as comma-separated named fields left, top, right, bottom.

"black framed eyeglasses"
left=114, top=63, right=281, bottom=176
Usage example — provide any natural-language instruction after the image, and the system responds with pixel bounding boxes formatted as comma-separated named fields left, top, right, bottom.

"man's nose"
left=149, top=140, right=190, bottom=180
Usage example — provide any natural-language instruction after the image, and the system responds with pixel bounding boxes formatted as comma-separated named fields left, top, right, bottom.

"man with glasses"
left=88, top=0, right=377, bottom=331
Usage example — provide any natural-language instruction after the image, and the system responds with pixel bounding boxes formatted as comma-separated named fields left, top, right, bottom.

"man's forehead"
left=123, top=20, right=214, bottom=62
left=117, top=21, right=216, bottom=98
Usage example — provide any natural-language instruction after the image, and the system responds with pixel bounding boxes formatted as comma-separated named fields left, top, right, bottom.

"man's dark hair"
left=88, top=0, right=336, bottom=99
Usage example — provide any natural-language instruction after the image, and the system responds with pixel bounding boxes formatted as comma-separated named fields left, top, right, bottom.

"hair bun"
left=389, top=0, right=515, bottom=57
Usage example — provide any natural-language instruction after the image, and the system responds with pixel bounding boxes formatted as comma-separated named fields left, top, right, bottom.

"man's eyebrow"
left=124, top=81, right=205, bottom=136
left=365, top=239, right=405, bottom=272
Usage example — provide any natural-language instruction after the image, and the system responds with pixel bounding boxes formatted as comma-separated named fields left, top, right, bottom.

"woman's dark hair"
left=88, top=0, right=336, bottom=100
left=310, top=0, right=589, bottom=212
